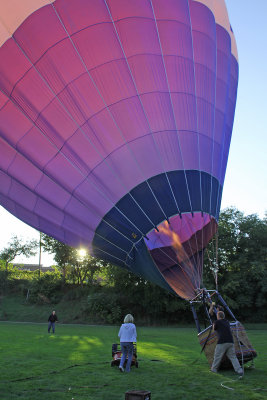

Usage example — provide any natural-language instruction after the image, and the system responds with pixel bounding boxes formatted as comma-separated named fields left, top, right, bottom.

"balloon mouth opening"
left=144, top=213, right=217, bottom=300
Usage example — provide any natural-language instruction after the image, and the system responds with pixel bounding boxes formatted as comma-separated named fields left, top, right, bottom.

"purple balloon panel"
left=0, top=0, right=238, bottom=297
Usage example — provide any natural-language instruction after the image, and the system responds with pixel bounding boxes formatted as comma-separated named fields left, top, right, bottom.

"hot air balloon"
left=0, top=0, right=238, bottom=301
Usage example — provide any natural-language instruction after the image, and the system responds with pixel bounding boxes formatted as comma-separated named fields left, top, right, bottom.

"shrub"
left=28, top=273, right=62, bottom=304
left=86, top=290, right=122, bottom=324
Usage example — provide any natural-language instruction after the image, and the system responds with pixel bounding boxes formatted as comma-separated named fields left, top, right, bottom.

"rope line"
left=148, top=0, right=207, bottom=293
left=50, top=0, right=171, bottom=227
left=103, top=0, right=180, bottom=221
left=185, top=0, right=207, bottom=285
left=149, top=0, right=194, bottom=216
left=214, top=48, right=234, bottom=218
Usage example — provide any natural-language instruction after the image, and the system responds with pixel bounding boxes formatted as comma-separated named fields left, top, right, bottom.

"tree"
left=203, top=207, right=267, bottom=321
left=41, top=234, right=108, bottom=286
left=41, top=235, right=73, bottom=283
left=71, top=253, right=109, bottom=286
left=0, top=235, right=38, bottom=272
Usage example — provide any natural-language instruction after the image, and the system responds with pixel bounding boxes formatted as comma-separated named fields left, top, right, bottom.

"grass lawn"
left=0, top=322, right=266, bottom=400
left=0, top=295, right=92, bottom=324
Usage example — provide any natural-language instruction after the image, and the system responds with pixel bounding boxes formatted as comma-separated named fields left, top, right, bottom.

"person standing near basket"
left=211, top=311, right=243, bottom=376
left=118, top=314, right=137, bottom=372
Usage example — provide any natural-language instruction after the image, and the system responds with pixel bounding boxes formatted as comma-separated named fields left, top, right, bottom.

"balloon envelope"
left=0, top=0, right=238, bottom=299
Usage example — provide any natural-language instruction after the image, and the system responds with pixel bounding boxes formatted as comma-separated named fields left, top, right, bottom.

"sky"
left=0, top=0, right=266, bottom=266
left=221, top=0, right=267, bottom=218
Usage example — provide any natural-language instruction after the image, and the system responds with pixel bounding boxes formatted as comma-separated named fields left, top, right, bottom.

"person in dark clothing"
left=211, top=311, right=243, bottom=375
left=48, top=310, right=58, bottom=333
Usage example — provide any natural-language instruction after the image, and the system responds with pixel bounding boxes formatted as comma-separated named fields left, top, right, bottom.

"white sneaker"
left=119, top=366, right=124, bottom=372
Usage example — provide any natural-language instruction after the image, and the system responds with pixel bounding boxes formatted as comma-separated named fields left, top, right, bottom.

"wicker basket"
left=198, top=321, right=257, bottom=368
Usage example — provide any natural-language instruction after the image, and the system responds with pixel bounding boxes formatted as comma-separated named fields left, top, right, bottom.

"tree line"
left=0, top=207, right=266, bottom=324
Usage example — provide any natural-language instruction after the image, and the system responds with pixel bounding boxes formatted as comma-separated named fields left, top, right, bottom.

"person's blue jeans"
left=48, top=321, right=55, bottom=333
left=120, top=342, right=133, bottom=372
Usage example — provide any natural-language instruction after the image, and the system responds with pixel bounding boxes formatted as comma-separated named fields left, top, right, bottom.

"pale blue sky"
left=0, top=0, right=266, bottom=265
left=221, top=0, right=267, bottom=216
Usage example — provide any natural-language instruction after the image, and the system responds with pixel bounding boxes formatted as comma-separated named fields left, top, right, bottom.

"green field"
left=0, top=322, right=266, bottom=400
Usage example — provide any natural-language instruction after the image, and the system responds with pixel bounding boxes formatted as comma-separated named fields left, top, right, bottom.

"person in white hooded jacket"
left=118, top=314, right=137, bottom=372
